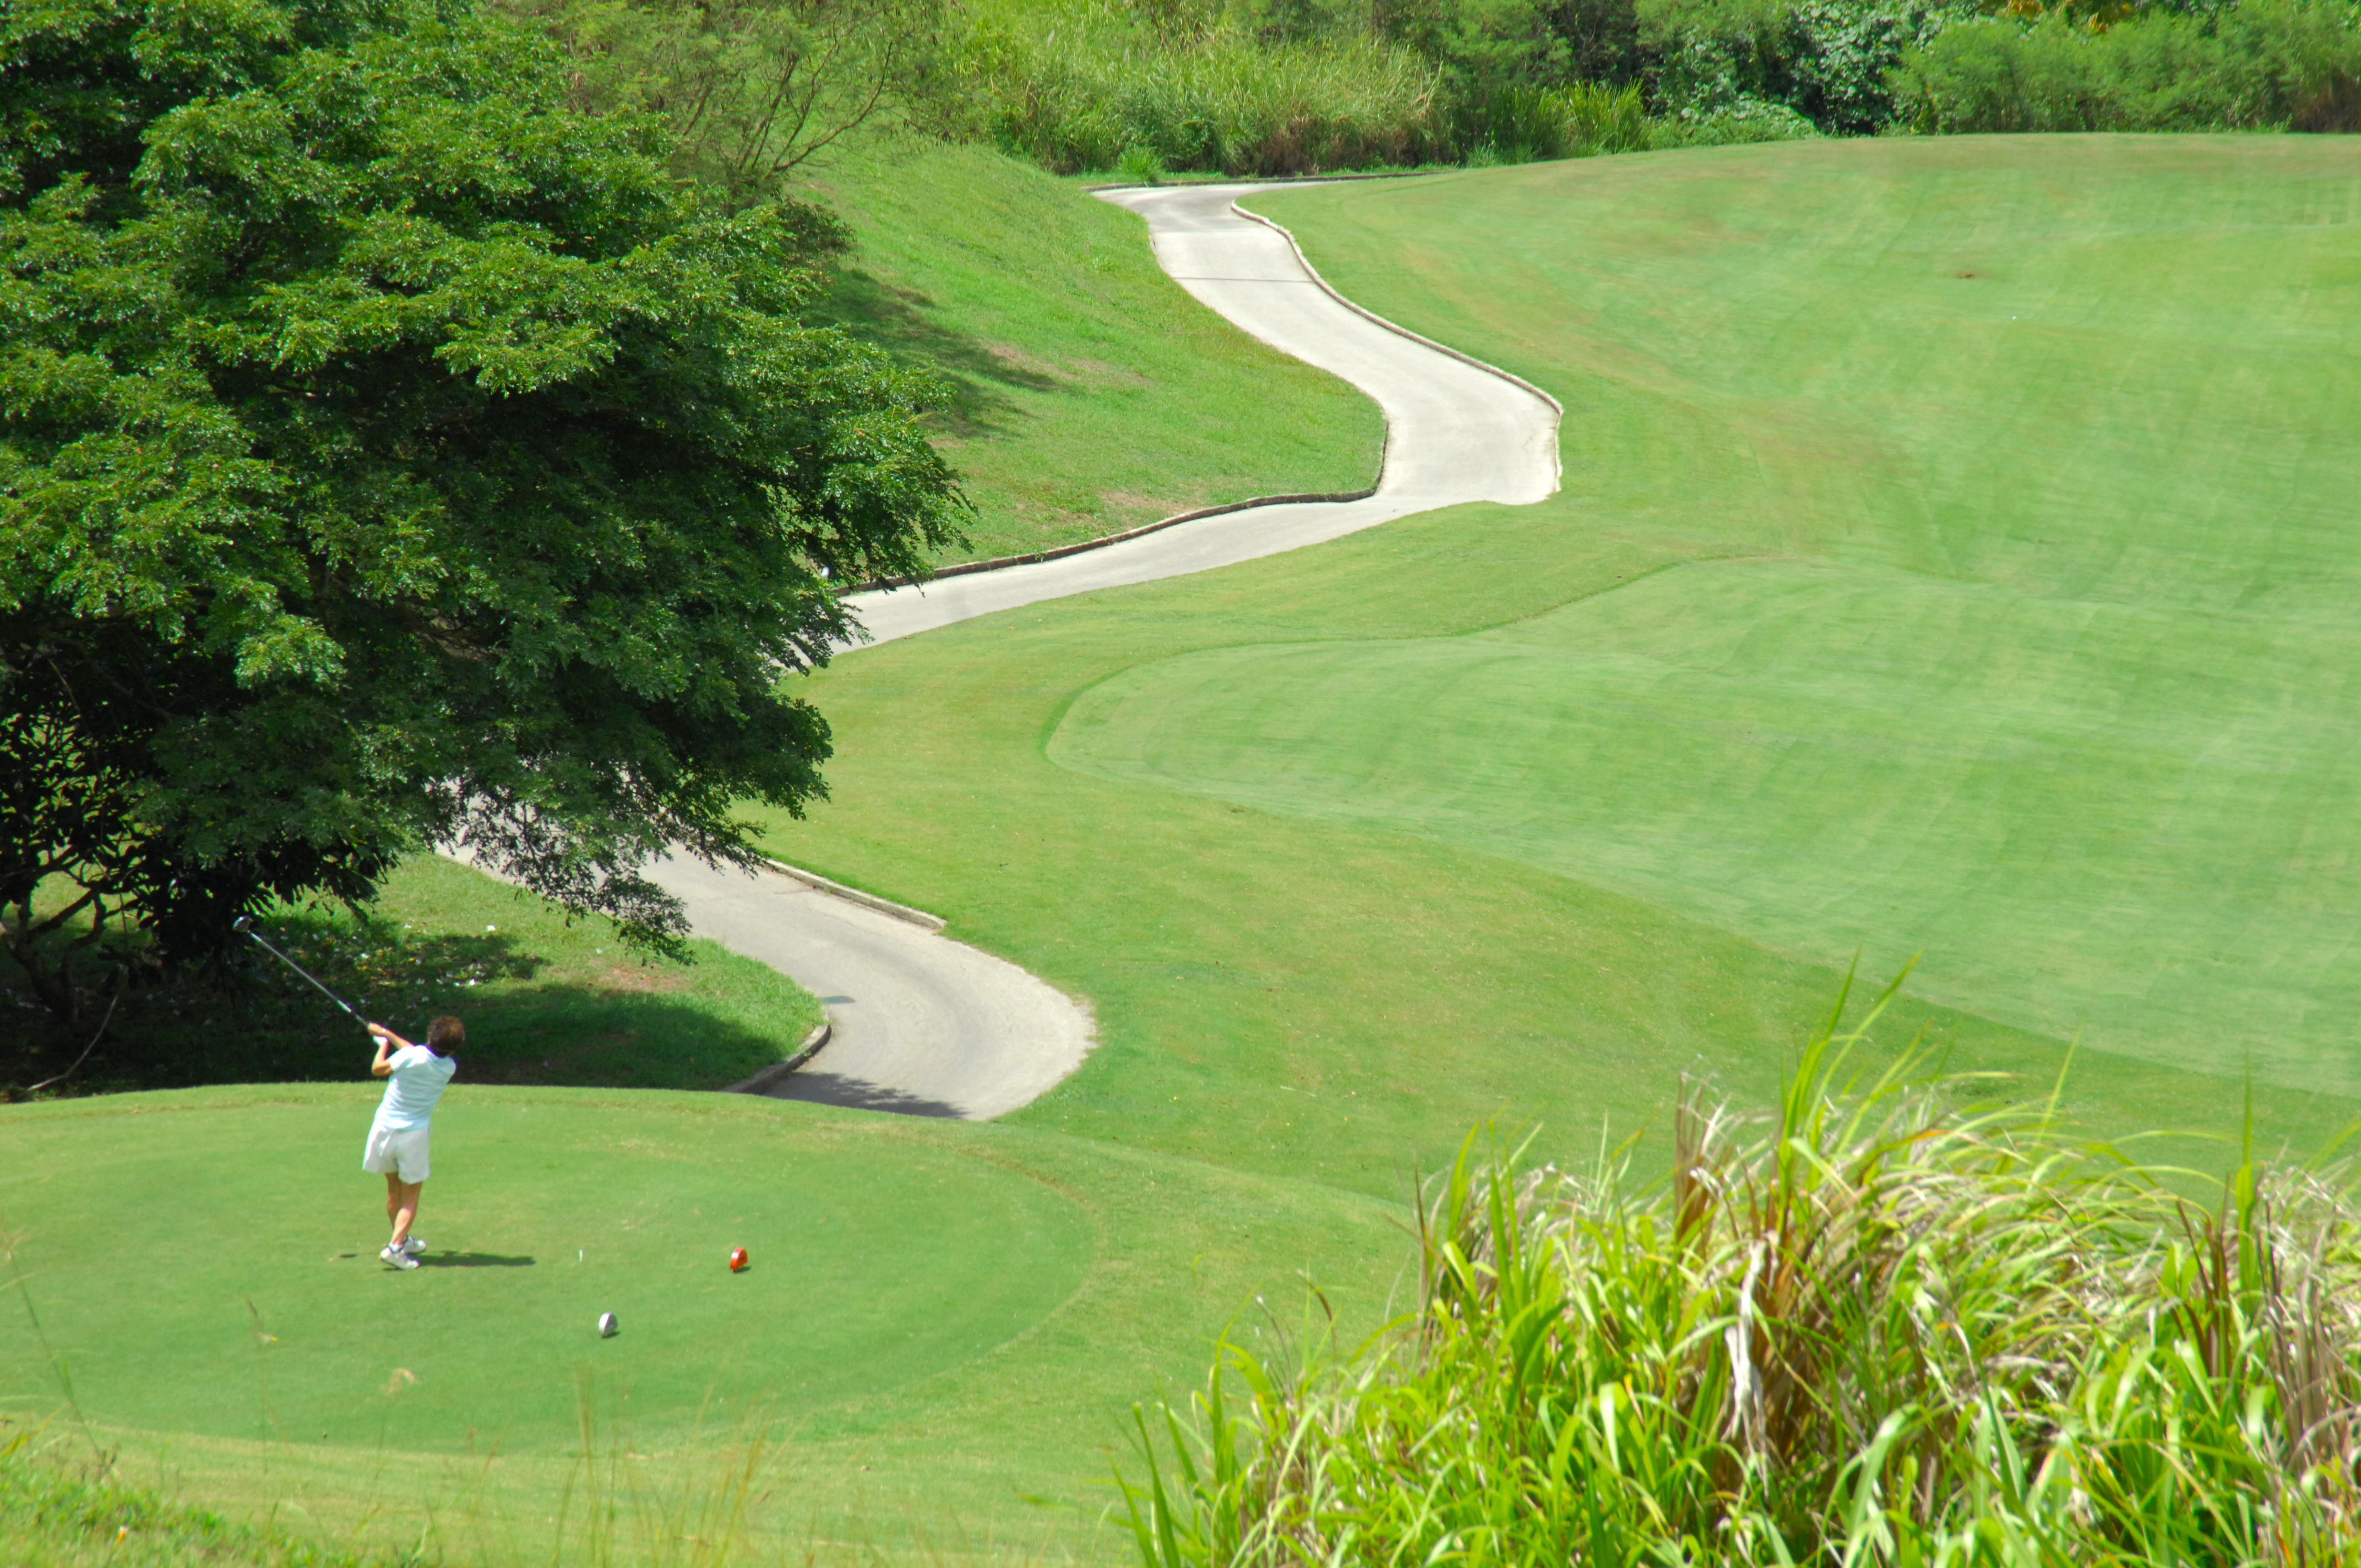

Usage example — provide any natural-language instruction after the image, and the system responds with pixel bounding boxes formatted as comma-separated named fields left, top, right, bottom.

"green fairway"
left=750, top=135, right=2361, bottom=1189
left=804, top=139, right=1383, bottom=565
left=0, top=1085, right=1402, bottom=1558
left=1113, top=135, right=2361, bottom=1094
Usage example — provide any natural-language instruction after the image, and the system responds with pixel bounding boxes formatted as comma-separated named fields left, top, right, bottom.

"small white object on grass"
left=597, top=1311, right=618, bottom=1338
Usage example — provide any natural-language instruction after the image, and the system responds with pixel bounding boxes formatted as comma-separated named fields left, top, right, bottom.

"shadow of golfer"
left=419, top=1252, right=536, bottom=1268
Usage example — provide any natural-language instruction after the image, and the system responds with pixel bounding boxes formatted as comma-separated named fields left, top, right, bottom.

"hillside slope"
left=804, top=140, right=1385, bottom=564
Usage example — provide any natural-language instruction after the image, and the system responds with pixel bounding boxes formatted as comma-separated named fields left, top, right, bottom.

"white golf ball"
left=597, top=1311, right=618, bottom=1338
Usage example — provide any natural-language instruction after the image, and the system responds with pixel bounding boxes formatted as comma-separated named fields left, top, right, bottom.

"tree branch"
left=25, top=993, right=118, bottom=1094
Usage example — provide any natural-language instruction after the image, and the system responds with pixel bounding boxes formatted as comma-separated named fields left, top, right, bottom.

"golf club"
left=233, top=915, right=372, bottom=1032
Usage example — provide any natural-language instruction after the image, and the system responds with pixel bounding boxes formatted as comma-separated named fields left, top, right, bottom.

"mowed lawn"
left=761, top=135, right=2361, bottom=1195
left=0, top=1086, right=1402, bottom=1558
left=1177, top=136, right=2361, bottom=1096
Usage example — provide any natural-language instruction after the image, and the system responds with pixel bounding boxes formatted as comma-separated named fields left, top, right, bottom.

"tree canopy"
left=1, top=0, right=966, bottom=1022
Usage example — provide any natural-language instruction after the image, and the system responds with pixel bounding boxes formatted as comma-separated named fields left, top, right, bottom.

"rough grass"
left=0, top=1445, right=369, bottom=1568
left=1126, top=989, right=2361, bottom=1565
left=3, top=856, right=823, bottom=1097
left=798, top=136, right=1383, bottom=565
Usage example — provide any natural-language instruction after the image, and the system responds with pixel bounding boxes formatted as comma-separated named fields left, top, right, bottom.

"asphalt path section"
left=662, top=180, right=1562, bottom=1119
left=646, top=854, right=1092, bottom=1119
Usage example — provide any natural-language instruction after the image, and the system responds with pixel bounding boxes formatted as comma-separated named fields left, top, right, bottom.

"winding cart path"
left=658, top=181, right=1560, bottom=1119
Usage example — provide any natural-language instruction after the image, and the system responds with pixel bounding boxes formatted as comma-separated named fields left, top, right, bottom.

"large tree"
left=1, top=0, right=965, bottom=1023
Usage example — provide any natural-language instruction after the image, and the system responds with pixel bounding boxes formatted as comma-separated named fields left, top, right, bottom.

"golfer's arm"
left=369, top=1026, right=411, bottom=1076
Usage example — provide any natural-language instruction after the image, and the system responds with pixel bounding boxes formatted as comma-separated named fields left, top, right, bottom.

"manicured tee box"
left=0, top=1085, right=1088, bottom=1453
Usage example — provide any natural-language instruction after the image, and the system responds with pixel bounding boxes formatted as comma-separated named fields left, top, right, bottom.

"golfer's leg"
left=390, top=1180, right=422, bottom=1248
left=384, top=1172, right=402, bottom=1231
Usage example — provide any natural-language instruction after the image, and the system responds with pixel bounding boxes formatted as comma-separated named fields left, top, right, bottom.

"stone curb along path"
left=659, top=178, right=1560, bottom=1120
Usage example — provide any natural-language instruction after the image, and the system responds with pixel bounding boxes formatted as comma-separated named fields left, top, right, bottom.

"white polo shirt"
left=373, top=1046, right=456, bottom=1131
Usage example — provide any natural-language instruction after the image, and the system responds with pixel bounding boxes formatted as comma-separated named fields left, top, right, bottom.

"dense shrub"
left=1644, top=0, right=1966, bottom=132
left=1661, top=86, right=1825, bottom=134
left=1894, top=0, right=2361, bottom=131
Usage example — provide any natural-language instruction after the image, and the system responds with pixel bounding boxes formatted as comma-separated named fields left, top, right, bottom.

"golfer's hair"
left=427, top=1015, right=465, bottom=1052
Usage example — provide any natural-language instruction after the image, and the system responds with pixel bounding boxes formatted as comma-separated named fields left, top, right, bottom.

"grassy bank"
left=804, top=139, right=1383, bottom=565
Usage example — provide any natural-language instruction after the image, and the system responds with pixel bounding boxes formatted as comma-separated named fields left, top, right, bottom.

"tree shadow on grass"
left=2, top=928, right=820, bottom=1099
left=770, top=1072, right=964, bottom=1119
left=814, top=269, right=1061, bottom=440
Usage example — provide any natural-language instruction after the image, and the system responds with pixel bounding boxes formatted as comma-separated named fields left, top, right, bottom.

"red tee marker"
left=728, top=1247, right=749, bottom=1273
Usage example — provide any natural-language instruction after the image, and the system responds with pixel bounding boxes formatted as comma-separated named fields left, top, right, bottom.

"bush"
left=1116, top=143, right=1172, bottom=181
left=1661, top=86, right=1826, bottom=136
left=1123, top=983, right=2361, bottom=1565
left=1894, top=0, right=2361, bottom=132
left=1642, top=0, right=1966, bottom=133
left=1560, top=77, right=1658, bottom=145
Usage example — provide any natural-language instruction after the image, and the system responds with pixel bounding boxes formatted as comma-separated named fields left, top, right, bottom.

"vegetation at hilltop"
left=799, top=139, right=1381, bottom=560
left=496, top=0, right=2361, bottom=184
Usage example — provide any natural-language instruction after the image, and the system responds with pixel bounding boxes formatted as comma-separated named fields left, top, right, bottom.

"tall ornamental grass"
left=1123, top=980, right=2361, bottom=1566
left=1461, top=81, right=1655, bottom=159
left=948, top=0, right=1440, bottom=173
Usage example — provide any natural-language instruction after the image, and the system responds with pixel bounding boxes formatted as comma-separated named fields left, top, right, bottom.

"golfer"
left=362, top=1017, right=460, bottom=1270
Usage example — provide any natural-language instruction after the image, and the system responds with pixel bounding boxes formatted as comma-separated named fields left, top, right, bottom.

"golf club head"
left=232, top=916, right=253, bottom=934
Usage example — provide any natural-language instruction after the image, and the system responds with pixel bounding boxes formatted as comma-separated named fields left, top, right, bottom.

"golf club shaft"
left=237, top=921, right=369, bottom=1027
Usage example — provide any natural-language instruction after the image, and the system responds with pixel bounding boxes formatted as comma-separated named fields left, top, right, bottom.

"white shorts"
left=362, top=1123, right=432, bottom=1183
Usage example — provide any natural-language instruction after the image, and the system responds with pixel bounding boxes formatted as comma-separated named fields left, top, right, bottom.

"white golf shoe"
left=380, top=1244, right=420, bottom=1270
